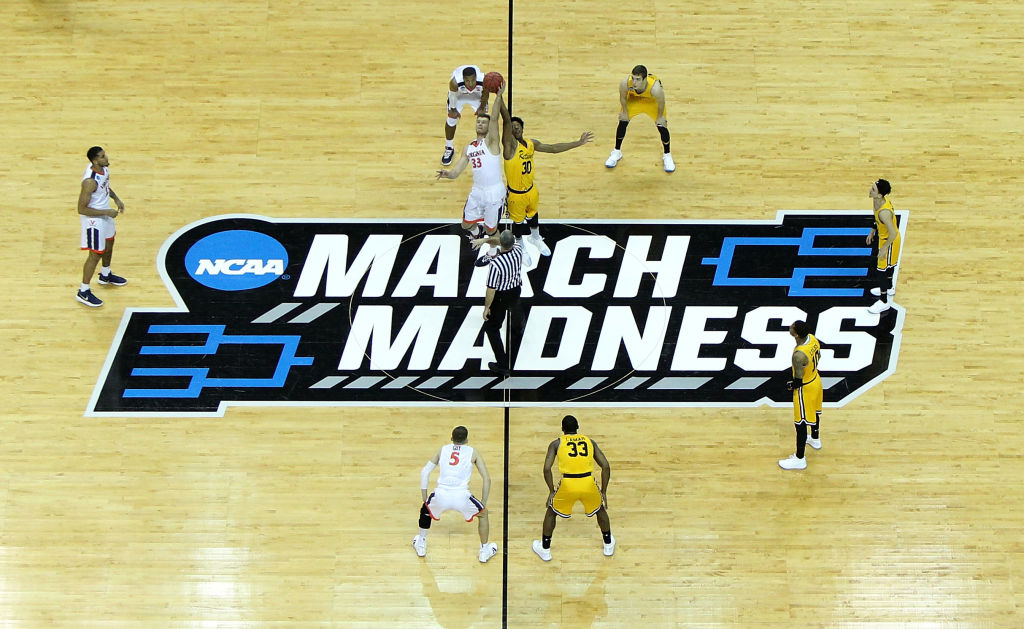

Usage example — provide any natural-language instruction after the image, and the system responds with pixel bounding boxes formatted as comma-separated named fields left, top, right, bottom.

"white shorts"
left=425, top=485, right=485, bottom=522
left=80, top=214, right=116, bottom=253
left=463, top=184, right=505, bottom=231
left=447, top=91, right=482, bottom=115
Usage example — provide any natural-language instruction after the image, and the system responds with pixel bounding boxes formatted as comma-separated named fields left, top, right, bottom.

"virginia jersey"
left=451, top=65, right=484, bottom=98
left=467, top=140, right=504, bottom=188
left=874, top=198, right=899, bottom=241
left=794, top=334, right=821, bottom=385
left=557, top=434, right=595, bottom=476
left=82, top=165, right=111, bottom=210
left=504, top=139, right=535, bottom=192
left=437, top=443, right=474, bottom=489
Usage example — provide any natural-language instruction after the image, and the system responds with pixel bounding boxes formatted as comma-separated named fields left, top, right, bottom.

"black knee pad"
left=419, top=504, right=432, bottom=529
left=525, top=213, right=540, bottom=229
left=512, top=221, right=531, bottom=237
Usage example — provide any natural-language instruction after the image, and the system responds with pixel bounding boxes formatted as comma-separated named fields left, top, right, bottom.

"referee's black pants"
left=483, top=285, right=525, bottom=369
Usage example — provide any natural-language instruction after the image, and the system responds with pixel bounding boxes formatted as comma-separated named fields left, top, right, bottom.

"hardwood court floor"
left=2, top=0, right=1024, bottom=626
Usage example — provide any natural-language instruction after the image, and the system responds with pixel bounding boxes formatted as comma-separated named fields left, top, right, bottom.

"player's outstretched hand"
left=579, top=131, right=595, bottom=144
left=435, top=170, right=448, bottom=180
left=470, top=237, right=486, bottom=250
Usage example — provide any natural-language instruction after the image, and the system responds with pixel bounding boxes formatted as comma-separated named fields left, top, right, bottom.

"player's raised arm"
left=498, top=93, right=517, bottom=160
left=486, top=83, right=506, bottom=154
left=533, top=131, right=595, bottom=154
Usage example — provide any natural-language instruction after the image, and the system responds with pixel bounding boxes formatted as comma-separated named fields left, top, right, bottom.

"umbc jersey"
left=557, top=434, right=594, bottom=476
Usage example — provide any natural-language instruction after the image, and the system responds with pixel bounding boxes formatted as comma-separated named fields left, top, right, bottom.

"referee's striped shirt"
left=486, top=241, right=524, bottom=291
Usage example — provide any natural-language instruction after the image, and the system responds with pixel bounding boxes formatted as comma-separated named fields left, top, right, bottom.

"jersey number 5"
left=449, top=452, right=460, bottom=465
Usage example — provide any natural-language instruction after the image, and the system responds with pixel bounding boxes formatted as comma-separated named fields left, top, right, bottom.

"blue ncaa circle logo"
left=185, top=230, right=289, bottom=291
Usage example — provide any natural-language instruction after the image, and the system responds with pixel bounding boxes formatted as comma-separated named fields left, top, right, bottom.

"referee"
left=476, top=229, right=525, bottom=376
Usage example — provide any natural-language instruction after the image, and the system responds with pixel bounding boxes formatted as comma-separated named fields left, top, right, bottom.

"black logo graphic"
left=88, top=212, right=907, bottom=416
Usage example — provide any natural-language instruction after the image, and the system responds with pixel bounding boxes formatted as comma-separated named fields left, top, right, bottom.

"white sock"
left=80, top=283, right=90, bottom=292
left=100, top=266, right=111, bottom=276
left=418, top=528, right=429, bottom=538
left=530, top=227, right=541, bottom=238
left=445, top=139, right=454, bottom=148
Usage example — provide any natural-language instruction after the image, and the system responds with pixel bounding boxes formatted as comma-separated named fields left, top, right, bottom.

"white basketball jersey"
left=82, top=165, right=111, bottom=210
left=437, top=443, right=474, bottom=489
left=451, top=65, right=484, bottom=98
left=466, top=140, right=503, bottom=189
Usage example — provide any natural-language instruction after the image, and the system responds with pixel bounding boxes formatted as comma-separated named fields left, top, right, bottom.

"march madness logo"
left=87, top=212, right=907, bottom=416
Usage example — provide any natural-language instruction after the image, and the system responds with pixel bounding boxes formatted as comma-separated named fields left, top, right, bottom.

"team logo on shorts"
left=87, top=212, right=907, bottom=416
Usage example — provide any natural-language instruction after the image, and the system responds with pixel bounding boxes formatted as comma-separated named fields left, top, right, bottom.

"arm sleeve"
left=420, top=460, right=437, bottom=490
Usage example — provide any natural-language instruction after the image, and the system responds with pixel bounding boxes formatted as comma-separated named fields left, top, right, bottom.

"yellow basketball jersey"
left=874, top=198, right=899, bottom=241
left=794, top=334, right=821, bottom=385
left=504, top=139, right=535, bottom=192
left=627, top=74, right=659, bottom=102
left=557, top=434, right=595, bottom=475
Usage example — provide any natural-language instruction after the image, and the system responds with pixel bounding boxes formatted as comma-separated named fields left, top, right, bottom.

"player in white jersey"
left=413, top=426, right=498, bottom=563
left=76, top=146, right=127, bottom=308
left=436, top=79, right=506, bottom=246
left=441, top=64, right=485, bottom=165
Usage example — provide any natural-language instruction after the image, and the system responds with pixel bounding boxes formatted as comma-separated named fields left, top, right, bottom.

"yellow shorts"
left=506, top=186, right=538, bottom=223
left=549, top=474, right=602, bottom=518
left=626, top=98, right=663, bottom=122
left=876, top=235, right=901, bottom=271
left=793, top=377, right=823, bottom=424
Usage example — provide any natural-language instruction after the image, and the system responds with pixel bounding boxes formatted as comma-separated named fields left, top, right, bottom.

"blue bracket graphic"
left=701, top=227, right=872, bottom=297
left=124, top=324, right=314, bottom=398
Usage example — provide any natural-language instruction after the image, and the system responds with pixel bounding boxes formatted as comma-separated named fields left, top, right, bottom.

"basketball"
left=483, top=71, right=503, bottom=93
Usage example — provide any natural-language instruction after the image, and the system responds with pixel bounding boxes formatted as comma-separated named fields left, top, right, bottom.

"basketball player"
left=495, top=97, right=594, bottom=256
left=76, top=146, right=127, bottom=308
left=532, top=415, right=615, bottom=561
left=779, top=320, right=823, bottom=470
left=605, top=64, right=675, bottom=173
left=867, top=178, right=901, bottom=314
left=413, top=426, right=498, bottom=563
left=441, top=65, right=486, bottom=166
left=436, top=81, right=506, bottom=242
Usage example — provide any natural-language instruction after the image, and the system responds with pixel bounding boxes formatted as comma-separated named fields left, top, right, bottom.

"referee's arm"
left=483, top=286, right=496, bottom=320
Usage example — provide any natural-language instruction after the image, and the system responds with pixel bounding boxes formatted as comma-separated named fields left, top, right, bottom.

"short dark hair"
left=462, top=67, right=476, bottom=78
left=499, top=229, right=515, bottom=250
left=631, top=65, right=648, bottom=78
left=510, top=116, right=524, bottom=127
left=477, top=113, right=491, bottom=120
left=87, top=146, right=104, bottom=161
left=875, top=179, right=891, bottom=196
left=452, top=426, right=468, bottom=443
left=561, top=415, right=579, bottom=433
left=791, top=320, right=812, bottom=338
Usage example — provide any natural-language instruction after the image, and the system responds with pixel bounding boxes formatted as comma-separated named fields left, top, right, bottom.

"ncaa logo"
left=184, top=230, right=288, bottom=291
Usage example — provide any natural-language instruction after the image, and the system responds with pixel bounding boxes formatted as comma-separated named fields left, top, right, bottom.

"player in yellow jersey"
left=495, top=98, right=593, bottom=256
left=605, top=64, right=675, bottom=173
left=531, top=415, right=615, bottom=561
left=866, top=178, right=901, bottom=314
left=779, top=321, right=823, bottom=470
